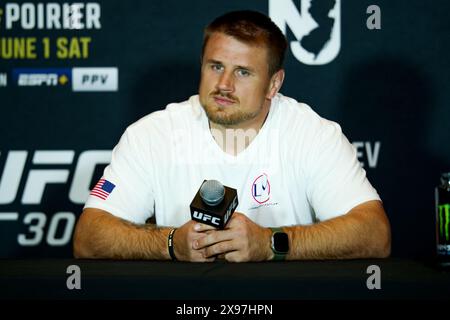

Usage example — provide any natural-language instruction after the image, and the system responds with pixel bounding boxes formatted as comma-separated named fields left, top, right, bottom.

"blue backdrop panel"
left=0, top=0, right=449, bottom=258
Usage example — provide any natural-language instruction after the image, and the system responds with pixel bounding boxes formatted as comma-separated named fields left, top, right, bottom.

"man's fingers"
left=189, top=250, right=215, bottom=262
left=224, top=251, right=245, bottom=263
left=217, top=253, right=226, bottom=260
left=193, top=229, right=233, bottom=249
left=204, top=240, right=234, bottom=258
left=194, top=223, right=216, bottom=232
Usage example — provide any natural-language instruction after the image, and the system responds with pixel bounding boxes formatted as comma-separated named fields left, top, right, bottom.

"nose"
left=216, top=71, right=234, bottom=93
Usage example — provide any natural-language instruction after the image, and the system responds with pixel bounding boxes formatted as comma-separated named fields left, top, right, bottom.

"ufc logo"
left=224, top=196, right=238, bottom=223
left=193, top=211, right=220, bottom=226
left=0, top=150, right=111, bottom=205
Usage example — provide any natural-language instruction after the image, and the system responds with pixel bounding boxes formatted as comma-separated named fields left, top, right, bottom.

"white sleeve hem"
left=318, top=195, right=382, bottom=221
left=83, top=201, right=150, bottom=224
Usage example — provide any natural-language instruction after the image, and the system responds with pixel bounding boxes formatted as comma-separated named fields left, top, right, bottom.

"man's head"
left=202, top=10, right=288, bottom=77
left=199, top=11, right=287, bottom=128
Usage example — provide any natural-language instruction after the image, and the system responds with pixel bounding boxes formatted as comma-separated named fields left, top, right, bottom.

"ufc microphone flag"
left=90, top=179, right=116, bottom=200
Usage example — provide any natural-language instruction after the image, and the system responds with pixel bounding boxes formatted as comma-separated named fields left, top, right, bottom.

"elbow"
left=374, top=218, right=392, bottom=258
left=72, top=216, right=95, bottom=259
left=73, top=228, right=90, bottom=259
left=351, top=201, right=391, bottom=259
left=376, top=238, right=391, bottom=258
left=73, top=236, right=88, bottom=259
left=380, top=234, right=392, bottom=258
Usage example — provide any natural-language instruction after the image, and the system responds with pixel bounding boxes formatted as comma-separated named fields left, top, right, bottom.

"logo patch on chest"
left=251, top=173, right=271, bottom=204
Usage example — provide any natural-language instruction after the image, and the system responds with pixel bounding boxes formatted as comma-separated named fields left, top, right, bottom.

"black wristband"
left=168, top=228, right=177, bottom=261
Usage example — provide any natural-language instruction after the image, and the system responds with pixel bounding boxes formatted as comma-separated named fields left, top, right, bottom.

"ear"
left=266, top=69, right=285, bottom=100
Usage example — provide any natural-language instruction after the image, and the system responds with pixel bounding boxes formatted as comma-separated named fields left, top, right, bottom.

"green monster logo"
left=438, top=204, right=450, bottom=242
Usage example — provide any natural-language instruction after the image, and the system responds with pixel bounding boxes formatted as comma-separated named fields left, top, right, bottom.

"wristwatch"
left=270, top=227, right=289, bottom=261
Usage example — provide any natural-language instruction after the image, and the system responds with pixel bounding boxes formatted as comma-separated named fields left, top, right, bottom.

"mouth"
left=213, top=96, right=236, bottom=107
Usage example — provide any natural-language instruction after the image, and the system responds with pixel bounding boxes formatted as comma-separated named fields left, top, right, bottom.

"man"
left=73, top=10, right=391, bottom=262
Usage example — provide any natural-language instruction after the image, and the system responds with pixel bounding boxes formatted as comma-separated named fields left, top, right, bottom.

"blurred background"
left=0, top=0, right=449, bottom=258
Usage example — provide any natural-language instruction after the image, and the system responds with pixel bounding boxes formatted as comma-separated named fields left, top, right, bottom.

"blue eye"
left=237, top=69, right=250, bottom=77
left=211, top=64, right=223, bottom=72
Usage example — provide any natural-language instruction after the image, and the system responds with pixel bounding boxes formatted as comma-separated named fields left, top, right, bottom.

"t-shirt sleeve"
left=305, top=119, right=381, bottom=221
left=84, top=127, right=155, bottom=224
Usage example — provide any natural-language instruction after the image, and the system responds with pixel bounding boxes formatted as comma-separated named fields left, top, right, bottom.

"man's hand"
left=193, top=212, right=273, bottom=262
left=173, top=220, right=216, bottom=262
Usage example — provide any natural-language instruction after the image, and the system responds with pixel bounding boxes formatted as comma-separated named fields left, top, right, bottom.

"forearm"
left=284, top=201, right=391, bottom=260
left=73, top=209, right=172, bottom=260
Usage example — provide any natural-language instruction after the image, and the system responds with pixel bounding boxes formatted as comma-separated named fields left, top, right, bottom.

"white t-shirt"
left=84, top=94, right=380, bottom=227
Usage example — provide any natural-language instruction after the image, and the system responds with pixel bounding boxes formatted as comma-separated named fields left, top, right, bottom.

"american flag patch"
left=90, top=179, right=116, bottom=200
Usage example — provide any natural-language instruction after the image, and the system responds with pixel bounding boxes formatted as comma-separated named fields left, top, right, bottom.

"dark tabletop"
left=0, top=258, right=449, bottom=300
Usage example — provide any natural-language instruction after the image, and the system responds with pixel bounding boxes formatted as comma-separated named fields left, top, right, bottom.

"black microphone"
left=190, top=180, right=238, bottom=229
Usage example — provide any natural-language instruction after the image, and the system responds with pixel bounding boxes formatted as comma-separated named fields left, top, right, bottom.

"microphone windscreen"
left=200, top=180, right=225, bottom=206
left=190, top=179, right=238, bottom=228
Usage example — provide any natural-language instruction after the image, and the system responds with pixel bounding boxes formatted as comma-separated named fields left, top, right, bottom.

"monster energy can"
left=436, top=172, right=450, bottom=265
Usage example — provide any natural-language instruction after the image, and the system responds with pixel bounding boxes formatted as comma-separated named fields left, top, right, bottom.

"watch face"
left=273, top=232, right=289, bottom=253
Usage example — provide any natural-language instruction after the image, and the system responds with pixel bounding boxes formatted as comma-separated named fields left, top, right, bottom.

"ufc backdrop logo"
left=0, top=150, right=111, bottom=204
left=0, top=150, right=111, bottom=250
left=269, top=0, right=341, bottom=65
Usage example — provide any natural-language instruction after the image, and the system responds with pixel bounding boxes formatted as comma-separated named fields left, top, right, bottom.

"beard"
left=201, top=92, right=260, bottom=126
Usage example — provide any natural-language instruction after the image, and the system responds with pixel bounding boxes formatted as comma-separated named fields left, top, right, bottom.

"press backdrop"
left=0, top=0, right=449, bottom=258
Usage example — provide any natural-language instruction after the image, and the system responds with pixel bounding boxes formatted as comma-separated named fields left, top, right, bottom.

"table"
left=1, top=258, right=449, bottom=300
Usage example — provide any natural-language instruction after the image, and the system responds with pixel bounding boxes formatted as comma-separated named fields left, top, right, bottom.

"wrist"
left=269, top=227, right=289, bottom=261
left=265, top=228, right=275, bottom=261
left=167, top=228, right=177, bottom=261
